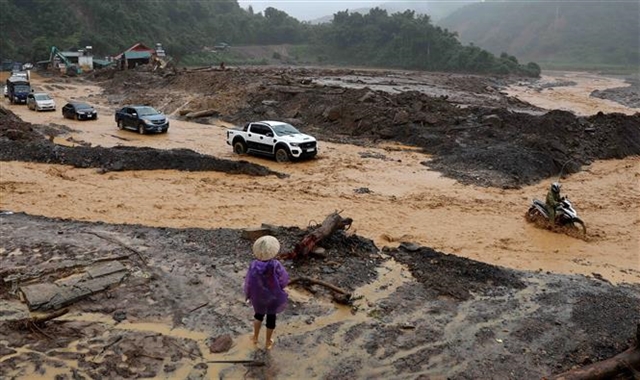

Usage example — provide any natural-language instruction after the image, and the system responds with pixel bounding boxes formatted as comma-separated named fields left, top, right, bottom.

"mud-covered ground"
left=1, top=213, right=638, bottom=379
left=97, top=67, right=640, bottom=188
left=4, top=67, right=640, bottom=188
left=1, top=66, right=639, bottom=379
left=591, top=77, right=640, bottom=109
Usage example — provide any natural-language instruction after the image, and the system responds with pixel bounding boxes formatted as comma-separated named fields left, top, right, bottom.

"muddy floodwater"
left=3, top=72, right=639, bottom=284
left=505, top=71, right=639, bottom=116
left=1, top=69, right=639, bottom=379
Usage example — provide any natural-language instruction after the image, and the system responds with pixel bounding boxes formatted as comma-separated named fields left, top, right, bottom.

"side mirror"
left=131, top=112, right=137, bottom=116
left=266, top=132, right=273, bottom=137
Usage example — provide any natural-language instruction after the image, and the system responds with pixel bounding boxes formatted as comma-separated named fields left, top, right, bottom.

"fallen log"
left=185, top=109, right=220, bottom=119
left=31, top=308, right=69, bottom=324
left=281, top=211, right=352, bottom=260
left=290, top=276, right=354, bottom=305
left=550, top=324, right=640, bottom=380
left=289, top=277, right=350, bottom=295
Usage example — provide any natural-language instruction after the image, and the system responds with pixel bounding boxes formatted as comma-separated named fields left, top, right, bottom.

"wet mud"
left=0, top=107, right=282, bottom=177
left=1, top=213, right=638, bottom=379
left=1, top=67, right=639, bottom=379
left=3, top=68, right=640, bottom=188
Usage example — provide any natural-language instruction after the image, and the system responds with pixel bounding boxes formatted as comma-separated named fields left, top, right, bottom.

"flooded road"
left=2, top=71, right=639, bottom=284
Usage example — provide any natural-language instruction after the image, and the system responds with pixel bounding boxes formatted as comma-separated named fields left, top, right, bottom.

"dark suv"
left=114, top=106, right=169, bottom=134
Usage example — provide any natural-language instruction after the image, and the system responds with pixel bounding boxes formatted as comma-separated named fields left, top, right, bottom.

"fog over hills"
left=237, top=0, right=474, bottom=22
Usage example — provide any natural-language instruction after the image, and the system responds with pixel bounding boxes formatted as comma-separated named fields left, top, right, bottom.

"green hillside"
left=0, top=0, right=539, bottom=76
left=438, top=0, right=639, bottom=69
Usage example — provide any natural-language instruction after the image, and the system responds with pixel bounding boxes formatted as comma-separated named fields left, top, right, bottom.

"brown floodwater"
left=2, top=72, right=639, bottom=285
left=1, top=70, right=639, bottom=379
left=505, top=70, right=639, bottom=116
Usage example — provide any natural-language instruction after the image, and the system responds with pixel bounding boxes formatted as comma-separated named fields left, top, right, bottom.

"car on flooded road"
left=26, top=92, right=56, bottom=112
left=115, top=105, right=169, bottom=134
left=62, top=102, right=98, bottom=120
left=226, top=120, right=318, bottom=162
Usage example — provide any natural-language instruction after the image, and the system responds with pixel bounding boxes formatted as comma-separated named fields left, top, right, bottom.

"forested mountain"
left=0, top=0, right=539, bottom=76
left=438, top=0, right=639, bottom=68
left=0, top=0, right=309, bottom=59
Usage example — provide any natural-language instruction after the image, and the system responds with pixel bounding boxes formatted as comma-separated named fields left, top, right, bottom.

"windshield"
left=75, top=103, right=92, bottom=110
left=272, top=123, right=300, bottom=136
left=135, top=106, right=160, bottom=116
left=34, top=94, right=51, bottom=100
left=14, top=85, right=30, bottom=92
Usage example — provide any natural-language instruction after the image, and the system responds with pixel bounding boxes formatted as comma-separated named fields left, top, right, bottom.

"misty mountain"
left=438, top=0, right=639, bottom=67
left=309, top=0, right=475, bottom=24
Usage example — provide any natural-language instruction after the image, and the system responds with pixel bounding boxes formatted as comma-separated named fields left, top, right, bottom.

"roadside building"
left=114, top=43, right=155, bottom=70
left=114, top=43, right=168, bottom=70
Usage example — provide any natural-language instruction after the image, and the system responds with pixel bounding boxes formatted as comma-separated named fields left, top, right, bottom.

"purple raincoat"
left=244, top=259, right=289, bottom=314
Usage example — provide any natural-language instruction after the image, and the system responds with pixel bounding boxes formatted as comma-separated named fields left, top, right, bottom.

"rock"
left=208, top=334, right=233, bottom=353
left=378, top=127, right=396, bottom=139
left=241, top=227, right=272, bottom=241
left=186, top=362, right=208, bottom=380
left=399, top=242, right=421, bottom=252
left=113, top=310, right=127, bottom=323
left=261, top=100, right=278, bottom=106
left=393, top=110, right=410, bottom=125
left=323, top=106, right=342, bottom=121
left=358, top=91, right=376, bottom=103
left=481, top=114, right=503, bottom=127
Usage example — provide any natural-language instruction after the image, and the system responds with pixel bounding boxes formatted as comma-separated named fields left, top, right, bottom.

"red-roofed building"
left=115, top=43, right=162, bottom=70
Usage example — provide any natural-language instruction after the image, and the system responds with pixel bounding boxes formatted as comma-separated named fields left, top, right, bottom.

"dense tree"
left=0, top=0, right=538, bottom=76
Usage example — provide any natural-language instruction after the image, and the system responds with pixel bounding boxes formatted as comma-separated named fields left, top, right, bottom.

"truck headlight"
left=290, top=143, right=299, bottom=147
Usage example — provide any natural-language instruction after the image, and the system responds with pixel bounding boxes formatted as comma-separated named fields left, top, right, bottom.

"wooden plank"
left=20, top=271, right=127, bottom=311
left=87, top=261, right=126, bottom=278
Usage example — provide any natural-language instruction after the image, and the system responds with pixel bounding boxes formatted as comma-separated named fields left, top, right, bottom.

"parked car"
left=62, top=102, right=98, bottom=120
left=114, top=105, right=169, bottom=134
left=213, top=42, right=230, bottom=51
left=226, top=120, right=318, bottom=162
left=26, top=92, right=56, bottom=111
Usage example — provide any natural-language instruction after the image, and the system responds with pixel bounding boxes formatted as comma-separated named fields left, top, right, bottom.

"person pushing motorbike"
left=545, top=182, right=563, bottom=223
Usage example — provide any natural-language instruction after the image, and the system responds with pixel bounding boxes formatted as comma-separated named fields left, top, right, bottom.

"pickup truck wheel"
left=275, top=148, right=290, bottom=163
left=233, top=141, right=247, bottom=155
left=117, top=120, right=124, bottom=130
left=138, top=124, right=145, bottom=135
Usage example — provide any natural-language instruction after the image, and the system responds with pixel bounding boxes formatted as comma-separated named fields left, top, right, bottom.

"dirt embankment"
left=1, top=213, right=638, bottom=379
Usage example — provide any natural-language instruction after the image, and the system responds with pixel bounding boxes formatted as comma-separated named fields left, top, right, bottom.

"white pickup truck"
left=226, top=120, right=318, bottom=162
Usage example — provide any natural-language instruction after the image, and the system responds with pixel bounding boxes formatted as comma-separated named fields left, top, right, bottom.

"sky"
left=237, top=1, right=382, bottom=21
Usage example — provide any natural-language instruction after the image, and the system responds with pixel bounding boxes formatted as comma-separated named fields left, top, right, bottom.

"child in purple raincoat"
left=244, top=235, right=289, bottom=350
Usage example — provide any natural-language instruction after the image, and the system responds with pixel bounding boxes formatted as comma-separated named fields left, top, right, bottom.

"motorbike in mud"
left=526, top=197, right=586, bottom=235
